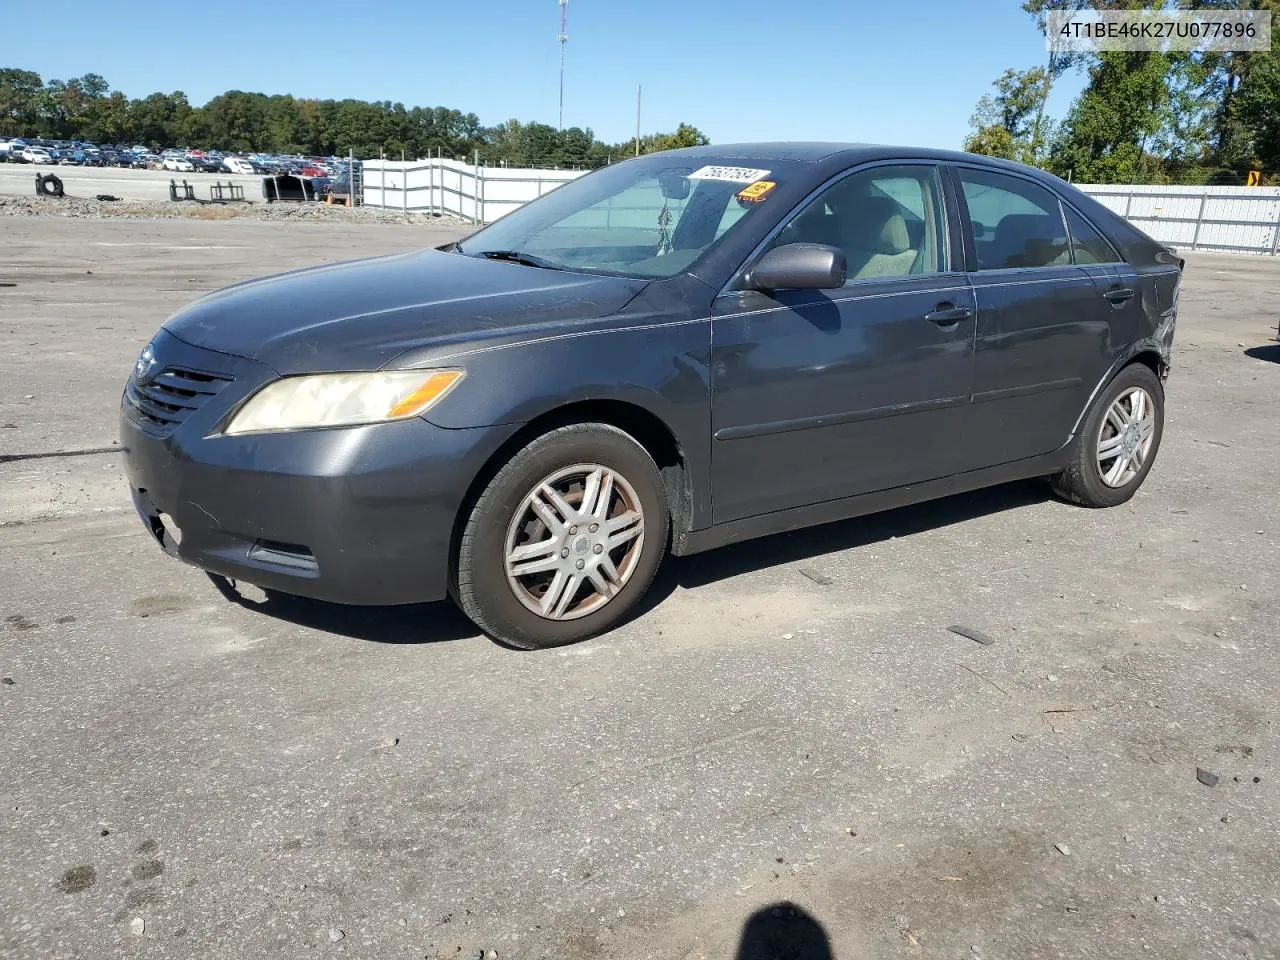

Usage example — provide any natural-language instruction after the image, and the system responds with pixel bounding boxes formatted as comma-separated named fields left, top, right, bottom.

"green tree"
left=1048, top=50, right=1179, bottom=182
left=1235, top=49, right=1280, bottom=171
left=964, top=67, right=1050, bottom=161
left=0, top=64, right=712, bottom=165
left=0, top=68, right=43, bottom=132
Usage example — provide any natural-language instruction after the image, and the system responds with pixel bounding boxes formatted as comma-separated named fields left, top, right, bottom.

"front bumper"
left=120, top=331, right=510, bottom=605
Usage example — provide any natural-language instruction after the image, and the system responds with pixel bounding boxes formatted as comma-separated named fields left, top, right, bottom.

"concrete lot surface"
left=0, top=165, right=263, bottom=204
left=2, top=218, right=1279, bottom=960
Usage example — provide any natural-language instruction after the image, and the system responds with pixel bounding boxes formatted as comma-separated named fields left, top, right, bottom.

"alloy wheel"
left=503, top=463, right=646, bottom=620
left=1096, top=386, right=1156, bottom=488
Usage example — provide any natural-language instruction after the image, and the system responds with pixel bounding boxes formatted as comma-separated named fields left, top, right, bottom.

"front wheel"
left=453, top=423, right=669, bottom=649
left=1050, top=363, right=1164, bottom=507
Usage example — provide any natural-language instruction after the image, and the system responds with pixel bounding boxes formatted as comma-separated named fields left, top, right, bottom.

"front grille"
left=125, top=366, right=234, bottom=435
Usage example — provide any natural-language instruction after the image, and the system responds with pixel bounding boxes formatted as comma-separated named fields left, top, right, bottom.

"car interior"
left=775, top=175, right=938, bottom=279
left=971, top=212, right=1071, bottom=269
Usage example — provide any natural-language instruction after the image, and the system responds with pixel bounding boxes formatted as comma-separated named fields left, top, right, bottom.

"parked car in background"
left=161, top=156, right=194, bottom=173
left=21, top=146, right=54, bottom=164
left=221, top=156, right=255, bottom=175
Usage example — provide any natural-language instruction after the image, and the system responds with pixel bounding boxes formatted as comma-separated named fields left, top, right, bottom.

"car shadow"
left=1245, top=343, right=1280, bottom=364
left=204, top=478, right=1052, bottom=646
left=639, top=478, right=1052, bottom=609
left=205, top=572, right=476, bottom=645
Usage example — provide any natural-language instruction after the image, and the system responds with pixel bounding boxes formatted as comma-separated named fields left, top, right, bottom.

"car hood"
left=162, top=249, right=649, bottom=374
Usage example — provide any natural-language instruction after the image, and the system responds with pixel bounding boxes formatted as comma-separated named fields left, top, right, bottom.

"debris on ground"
left=1, top=677, right=14, bottom=686
left=1215, top=745, right=1254, bottom=757
left=327, top=928, right=345, bottom=942
left=1053, top=842, right=1071, bottom=856
left=799, top=567, right=833, bottom=586
left=1196, top=768, right=1220, bottom=787
left=129, top=917, right=145, bottom=936
left=948, top=624, right=995, bottom=646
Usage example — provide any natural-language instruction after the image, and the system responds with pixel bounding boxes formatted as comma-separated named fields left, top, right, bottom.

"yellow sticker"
left=737, top=180, right=776, bottom=202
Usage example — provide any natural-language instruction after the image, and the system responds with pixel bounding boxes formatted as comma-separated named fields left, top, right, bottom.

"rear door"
left=1061, top=201, right=1145, bottom=355
left=950, top=164, right=1115, bottom=469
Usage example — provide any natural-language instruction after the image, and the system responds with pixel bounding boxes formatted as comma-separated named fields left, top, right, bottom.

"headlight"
left=223, top=369, right=465, bottom=436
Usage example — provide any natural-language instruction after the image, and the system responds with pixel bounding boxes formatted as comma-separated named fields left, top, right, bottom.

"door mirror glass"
left=749, top=242, right=847, bottom=290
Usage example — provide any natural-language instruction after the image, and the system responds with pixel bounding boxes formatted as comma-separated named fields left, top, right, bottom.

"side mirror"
left=748, top=243, right=847, bottom=291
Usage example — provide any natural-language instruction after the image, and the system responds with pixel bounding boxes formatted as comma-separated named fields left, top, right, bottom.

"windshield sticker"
left=687, top=165, right=772, bottom=183
left=736, top=180, right=777, bottom=203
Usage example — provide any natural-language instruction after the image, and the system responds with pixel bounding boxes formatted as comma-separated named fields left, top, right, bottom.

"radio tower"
left=557, top=0, right=568, bottom=131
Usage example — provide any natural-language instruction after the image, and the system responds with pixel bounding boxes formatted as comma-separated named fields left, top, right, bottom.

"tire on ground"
left=452, top=422, right=670, bottom=650
left=35, top=174, right=64, bottom=198
left=1050, top=362, right=1164, bottom=508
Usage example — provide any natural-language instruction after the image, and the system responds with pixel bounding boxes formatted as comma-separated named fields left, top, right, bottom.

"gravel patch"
left=0, top=194, right=466, bottom=225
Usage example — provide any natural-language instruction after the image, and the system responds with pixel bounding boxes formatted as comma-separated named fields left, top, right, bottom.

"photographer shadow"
left=735, top=902, right=833, bottom=960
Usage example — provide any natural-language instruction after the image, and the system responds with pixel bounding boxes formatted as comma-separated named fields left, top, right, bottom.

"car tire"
left=1050, top=363, right=1164, bottom=508
left=453, top=423, right=669, bottom=650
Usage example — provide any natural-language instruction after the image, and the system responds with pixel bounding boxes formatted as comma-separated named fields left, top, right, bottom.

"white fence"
left=361, top=158, right=586, bottom=223
left=1078, top=183, right=1280, bottom=256
left=359, top=162, right=1280, bottom=255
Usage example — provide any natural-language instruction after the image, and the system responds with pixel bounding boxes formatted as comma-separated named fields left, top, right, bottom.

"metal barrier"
left=360, top=157, right=585, bottom=223
left=1078, top=184, right=1280, bottom=256
left=359, top=166, right=1280, bottom=252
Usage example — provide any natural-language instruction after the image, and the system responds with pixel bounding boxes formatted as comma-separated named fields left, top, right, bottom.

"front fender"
left=425, top=314, right=714, bottom=528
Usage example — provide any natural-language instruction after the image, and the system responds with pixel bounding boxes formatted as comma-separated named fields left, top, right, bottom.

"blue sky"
left=12, top=0, right=1087, bottom=149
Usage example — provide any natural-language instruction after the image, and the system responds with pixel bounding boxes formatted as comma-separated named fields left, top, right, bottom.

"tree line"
left=965, top=0, right=1280, bottom=185
left=0, top=67, right=709, bottom=167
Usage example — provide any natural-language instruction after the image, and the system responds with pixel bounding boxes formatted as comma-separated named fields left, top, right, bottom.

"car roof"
left=657, top=141, right=1056, bottom=180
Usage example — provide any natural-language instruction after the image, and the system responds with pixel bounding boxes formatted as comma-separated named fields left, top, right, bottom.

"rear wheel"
left=453, top=423, right=669, bottom=649
left=1050, top=363, right=1164, bottom=507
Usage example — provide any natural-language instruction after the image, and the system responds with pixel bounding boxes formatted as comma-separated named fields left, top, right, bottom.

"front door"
left=710, top=163, right=977, bottom=524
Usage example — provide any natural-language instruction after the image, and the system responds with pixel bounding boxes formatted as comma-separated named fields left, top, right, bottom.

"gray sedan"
left=120, top=143, right=1182, bottom=648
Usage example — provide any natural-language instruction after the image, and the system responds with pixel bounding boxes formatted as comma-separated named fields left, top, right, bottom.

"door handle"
left=1103, top=287, right=1135, bottom=304
left=924, top=305, right=972, bottom=326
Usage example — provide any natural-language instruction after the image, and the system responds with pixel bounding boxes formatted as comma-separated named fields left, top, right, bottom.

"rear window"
left=957, top=167, right=1070, bottom=270
left=1064, top=205, right=1122, bottom=264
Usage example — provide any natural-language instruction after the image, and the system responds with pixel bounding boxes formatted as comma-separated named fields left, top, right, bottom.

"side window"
left=957, top=168, right=1070, bottom=270
left=771, top=165, right=947, bottom=280
left=1063, top=205, right=1121, bottom=264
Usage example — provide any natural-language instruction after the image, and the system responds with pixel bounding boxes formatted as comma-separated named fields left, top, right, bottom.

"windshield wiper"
left=473, top=249, right=564, bottom=271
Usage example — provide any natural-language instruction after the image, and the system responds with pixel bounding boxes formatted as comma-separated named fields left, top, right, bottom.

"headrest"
left=840, top=195, right=911, bottom=255
left=995, top=214, right=1059, bottom=245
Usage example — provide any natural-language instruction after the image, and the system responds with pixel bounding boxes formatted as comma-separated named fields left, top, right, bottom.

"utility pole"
left=635, top=85, right=641, bottom=157
left=558, top=0, right=568, bottom=131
